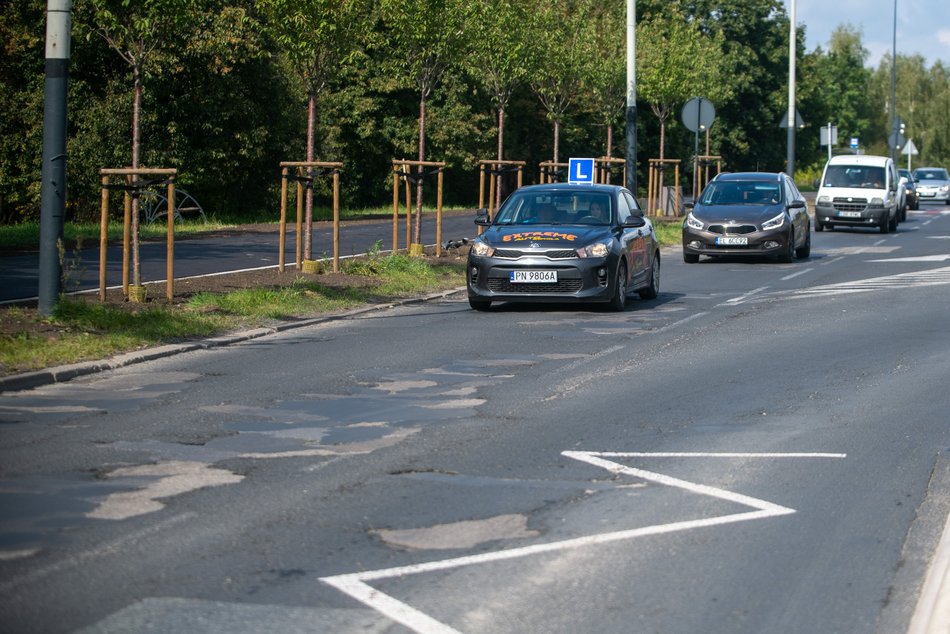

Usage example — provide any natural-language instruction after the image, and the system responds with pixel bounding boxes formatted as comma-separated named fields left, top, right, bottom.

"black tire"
left=889, top=211, right=898, bottom=231
left=795, top=225, right=811, bottom=259
left=638, top=253, right=660, bottom=300
left=684, top=252, right=700, bottom=264
left=609, top=261, right=628, bottom=312
left=779, top=230, right=795, bottom=263
left=469, top=297, right=491, bottom=311
left=880, top=213, right=890, bottom=233
left=815, top=221, right=825, bottom=232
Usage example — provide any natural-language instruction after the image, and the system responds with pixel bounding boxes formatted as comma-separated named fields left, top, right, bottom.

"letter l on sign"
left=568, top=158, right=595, bottom=184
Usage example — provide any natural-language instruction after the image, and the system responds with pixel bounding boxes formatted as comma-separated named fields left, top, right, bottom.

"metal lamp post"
left=38, top=0, right=73, bottom=317
left=625, top=0, right=637, bottom=195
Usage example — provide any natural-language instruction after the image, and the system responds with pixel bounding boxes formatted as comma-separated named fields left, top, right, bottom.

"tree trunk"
left=553, top=118, right=560, bottom=167
left=413, top=93, right=425, bottom=245
left=606, top=124, right=614, bottom=184
left=304, top=91, right=315, bottom=260
left=496, top=107, right=504, bottom=208
left=131, top=65, right=142, bottom=287
left=659, top=119, right=666, bottom=163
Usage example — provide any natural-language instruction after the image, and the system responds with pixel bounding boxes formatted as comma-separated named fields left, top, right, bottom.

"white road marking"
left=654, top=311, right=708, bottom=333
left=720, top=286, right=769, bottom=306
left=868, top=254, right=950, bottom=262
left=785, top=266, right=950, bottom=298
left=320, top=451, right=845, bottom=634
left=927, top=236, right=950, bottom=239
left=781, top=268, right=813, bottom=281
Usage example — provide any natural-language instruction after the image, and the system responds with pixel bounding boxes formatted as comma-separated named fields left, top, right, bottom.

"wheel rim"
left=652, top=258, right=660, bottom=291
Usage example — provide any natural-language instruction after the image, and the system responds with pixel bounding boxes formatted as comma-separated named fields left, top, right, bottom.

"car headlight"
left=577, top=240, right=611, bottom=258
left=817, top=195, right=831, bottom=204
left=761, top=212, right=785, bottom=230
left=940, top=185, right=950, bottom=193
left=869, top=197, right=885, bottom=207
left=685, top=212, right=704, bottom=230
left=471, top=240, right=494, bottom=257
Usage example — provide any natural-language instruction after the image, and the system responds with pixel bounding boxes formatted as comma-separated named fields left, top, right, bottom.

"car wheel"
left=639, top=253, right=660, bottom=300
left=609, top=261, right=628, bottom=312
left=684, top=252, right=699, bottom=263
left=880, top=213, right=890, bottom=233
left=779, top=230, right=795, bottom=263
left=815, top=222, right=824, bottom=232
left=889, top=212, right=898, bottom=231
left=469, top=297, right=491, bottom=311
left=795, top=225, right=811, bottom=259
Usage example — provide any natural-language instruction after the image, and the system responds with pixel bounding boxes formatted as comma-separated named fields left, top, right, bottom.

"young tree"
left=636, top=10, right=728, bottom=163
left=527, top=0, right=589, bottom=166
left=582, top=2, right=625, bottom=162
left=78, top=0, right=192, bottom=290
left=382, top=0, right=467, bottom=247
left=465, top=0, right=529, bottom=207
left=258, top=0, right=368, bottom=260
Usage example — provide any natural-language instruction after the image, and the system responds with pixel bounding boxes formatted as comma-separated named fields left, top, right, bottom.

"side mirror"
left=474, top=208, right=491, bottom=226
left=788, top=200, right=806, bottom=209
left=623, top=216, right=647, bottom=228
left=684, top=202, right=695, bottom=211
left=812, top=178, right=820, bottom=189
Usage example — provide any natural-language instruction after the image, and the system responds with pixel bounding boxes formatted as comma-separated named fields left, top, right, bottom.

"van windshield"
left=823, top=165, right=886, bottom=189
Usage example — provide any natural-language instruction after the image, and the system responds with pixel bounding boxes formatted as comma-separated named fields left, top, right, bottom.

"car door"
left=785, top=178, right=808, bottom=245
left=621, top=191, right=648, bottom=285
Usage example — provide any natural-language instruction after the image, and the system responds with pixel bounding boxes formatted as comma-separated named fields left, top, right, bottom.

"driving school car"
left=466, top=183, right=660, bottom=311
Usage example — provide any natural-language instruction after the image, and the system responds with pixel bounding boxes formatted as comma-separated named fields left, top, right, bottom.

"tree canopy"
left=2, top=0, right=949, bottom=225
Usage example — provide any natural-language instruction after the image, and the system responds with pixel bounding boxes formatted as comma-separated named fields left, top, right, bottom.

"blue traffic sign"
left=568, top=158, right=595, bottom=184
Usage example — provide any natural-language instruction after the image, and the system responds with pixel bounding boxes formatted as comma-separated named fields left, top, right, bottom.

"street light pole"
left=890, top=0, right=898, bottom=163
left=786, top=0, right=796, bottom=178
left=625, top=0, right=637, bottom=195
left=38, top=0, right=73, bottom=317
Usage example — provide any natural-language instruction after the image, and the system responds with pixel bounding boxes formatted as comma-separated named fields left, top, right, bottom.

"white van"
left=815, top=155, right=900, bottom=233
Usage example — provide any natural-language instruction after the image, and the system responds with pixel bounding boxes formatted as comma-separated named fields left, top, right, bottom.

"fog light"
left=688, top=241, right=702, bottom=249
left=764, top=241, right=780, bottom=249
left=470, top=267, right=479, bottom=283
left=597, top=268, right=606, bottom=276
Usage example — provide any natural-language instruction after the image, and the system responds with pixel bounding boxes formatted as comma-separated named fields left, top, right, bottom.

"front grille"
left=708, top=224, right=757, bottom=235
left=487, top=278, right=584, bottom=293
left=832, top=197, right=867, bottom=212
left=493, top=249, right=578, bottom=259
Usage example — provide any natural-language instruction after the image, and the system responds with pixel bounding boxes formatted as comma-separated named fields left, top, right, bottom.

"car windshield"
left=822, top=165, right=886, bottom=189
left=493, top=191, right=613, bottom=226
left=914, top=168, right=949, bottom=180
left=699, top=181, right=782, bottom=205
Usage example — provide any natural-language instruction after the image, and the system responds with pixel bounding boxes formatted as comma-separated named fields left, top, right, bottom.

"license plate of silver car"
left=510, top=270, right=557, bottom=283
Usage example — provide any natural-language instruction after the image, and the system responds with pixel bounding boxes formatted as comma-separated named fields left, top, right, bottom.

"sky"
left=786, top=0, right=950, bottom=68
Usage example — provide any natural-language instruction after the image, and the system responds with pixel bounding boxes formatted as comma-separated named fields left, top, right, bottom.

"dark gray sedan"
left=682, top=172, right=811, bottom=263
left=467, top=183, right=660, bottom=311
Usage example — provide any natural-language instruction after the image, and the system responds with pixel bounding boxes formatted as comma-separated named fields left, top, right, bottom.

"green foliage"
left=3, top=0, right=950, bottom=228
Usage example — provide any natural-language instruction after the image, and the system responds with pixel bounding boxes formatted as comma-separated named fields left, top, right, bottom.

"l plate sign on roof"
left=568, top=158, right=595, bottom=184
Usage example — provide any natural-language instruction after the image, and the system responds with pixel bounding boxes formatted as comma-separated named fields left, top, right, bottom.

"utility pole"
left=786, top=0, right=796, bottom=178
left=38, top=0, right=73, bottom=317
left=889, top=0, right=898, bottom=163
left=625, top=0, right=637, bottom=195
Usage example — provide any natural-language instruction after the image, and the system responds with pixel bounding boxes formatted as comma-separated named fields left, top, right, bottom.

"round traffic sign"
left=681, top=97, right=716, bottom=133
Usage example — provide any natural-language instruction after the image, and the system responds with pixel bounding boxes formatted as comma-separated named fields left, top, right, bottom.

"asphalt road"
left=0, top=212, right=481, bottom=303
left=1, top=203, right=949, bottom=633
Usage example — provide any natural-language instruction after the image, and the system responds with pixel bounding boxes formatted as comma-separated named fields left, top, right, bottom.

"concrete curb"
left=0, top=287, right=467, bottom=394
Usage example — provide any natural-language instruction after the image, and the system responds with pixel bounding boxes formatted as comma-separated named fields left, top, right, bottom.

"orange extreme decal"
left=502, top=232, right=578, bottom=242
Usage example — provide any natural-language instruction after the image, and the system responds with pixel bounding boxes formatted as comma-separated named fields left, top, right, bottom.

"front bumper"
left=682, top=225, right=789, bottom=258
left=814, top=202, right=889, bottom=227
left=467, top=254, right=618, bottom=304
